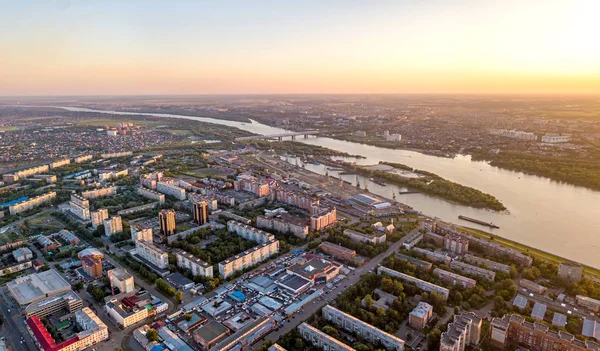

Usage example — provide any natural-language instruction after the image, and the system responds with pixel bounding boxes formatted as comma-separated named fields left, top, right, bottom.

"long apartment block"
left=450, top=260, right=496, bottom=281
left=377, top=266, right=449, bottom=300
left=298, top=322, right=356, bottom=351
left=433, top=268, right=477, bottom=289
left=462, top=254, right=511, bottom=274
left=227, top=220, right=275, bottom=244
left=322, top=305, right=404, bottom=351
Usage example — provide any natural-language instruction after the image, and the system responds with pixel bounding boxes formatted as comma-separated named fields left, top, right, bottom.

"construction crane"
left=392, top=189, right=397, bottom=201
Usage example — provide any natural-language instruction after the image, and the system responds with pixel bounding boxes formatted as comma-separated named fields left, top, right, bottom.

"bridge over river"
left=234, top=130, right=324, bottom=141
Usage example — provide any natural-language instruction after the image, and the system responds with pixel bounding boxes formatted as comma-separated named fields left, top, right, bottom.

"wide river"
left=59, top=107, right=600, bottom=268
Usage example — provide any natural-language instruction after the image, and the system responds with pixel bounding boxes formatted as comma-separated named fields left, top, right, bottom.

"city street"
left=252, top=227, right=421, bottom=349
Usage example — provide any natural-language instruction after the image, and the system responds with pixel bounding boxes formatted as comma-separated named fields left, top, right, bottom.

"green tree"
left=146, top=328, right=159, bottom=342
left=176, top=290, right=183, bottom=304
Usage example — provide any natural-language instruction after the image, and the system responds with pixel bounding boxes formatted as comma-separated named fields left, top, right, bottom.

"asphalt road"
left=252, top=227, right=420, bottom=349
left=0, top=288, right=36, bottom=351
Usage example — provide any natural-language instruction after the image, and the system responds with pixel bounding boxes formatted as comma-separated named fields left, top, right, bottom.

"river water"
left=57, top=107, right=600, bottom=268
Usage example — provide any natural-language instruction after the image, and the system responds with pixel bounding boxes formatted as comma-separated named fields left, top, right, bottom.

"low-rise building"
left=105, top=296, right=149, bottom=328
left=319, top=242, right=356, bottom=262
left=323, top=305, right=404, bottom=351
left=577, top=295, right=600, bottom=312
left=377, top=266, right=449, bottom=300
left=8, top=269, right=71, bottom=306
left=287, top=258, right=340, bottom=284
left=395, top=253, right=432, bottom=271
left=25, top=290, right=83, bottom=318
left=227, top=221, right=275, bottom=244
left=409, top=302, right=433, bottom=329
left=412, top=248, right=452, bottom=265
left=519, top=279, right=546, bottom=294
left=402, top=231, right=423, bottom=250
left=193, top=320, right=231, bottom=350
left=342, top=229, right=386, bottom=245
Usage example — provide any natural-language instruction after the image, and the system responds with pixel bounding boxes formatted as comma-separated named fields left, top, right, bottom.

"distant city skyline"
left=1, top=0, right=599, bottom=95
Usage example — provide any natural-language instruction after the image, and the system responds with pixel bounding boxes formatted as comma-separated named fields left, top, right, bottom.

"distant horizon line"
left=1, top=92, right=599, bottom=98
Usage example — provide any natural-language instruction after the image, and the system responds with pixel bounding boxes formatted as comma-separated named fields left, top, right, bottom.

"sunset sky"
left=1, top=0, right=599, bottom=95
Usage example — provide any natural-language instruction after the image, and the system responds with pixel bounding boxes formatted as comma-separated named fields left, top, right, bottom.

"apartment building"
left=462, top=254, right=511, bottom=274
left=322, top=305, right=405, bottom=351
left=256, top=214, right=309, bottom=239
left=157, top=181, right=186, bottom=200
left=377, top=266, right=449, bottom=300
left=433, top=268, right=477, bottom=289
left=558, top=261, right=583, bottom=283
left=444, top=234, right=469, bottom=254
left=3, top=164, right=50, bottom=182
left=137, top=186, right=165, bottom=205
left=81, top=186, right=117, bottom=199
left=298, top=322, right=356, bottom=351
left=412, top=248, right=452, bottom=265
left=81, top=255, right=103, bottom=278
left=227, top=221, right=275, bottom=244
left=409, top=302, right=433, bottom=329
left=24, top=290, right=83, bottom=318
left=131, top=225, right=153, bottom=243
left=0, top=261, right=32, bottom=277
left=68, top=194, right=90, bottom=220
left=218, top=240, right=279, bottom=278
left=91, top=209, right=109, bottom=228
left=440, top=312, right=482, bottom=351
left=343, top=229, right=387, bottom=245
left=135, top=241, right=168, bottom=269
left=541, top=134, right=571, bottom=143
left=450, top=261, right=496, bottom=281
left=491, top=314, right=600, bottom=351
left=269, top=188, right=317, bottom=212
left=73, top=155, right=93, bottom=163
left=50, top=159, right=71, bottom=169
left=101, top=151, right=133, bottom=158
left=395, top=253, right=433, bottom=271
left=176, top=250, right=213, bottom=278
left=519, top=279, right=546, bottom=294
left=9, top=192, right=56, bottom=215
left=429, top=222, right=533, bottom=267
left=12, top=247, right=33, bottom=262
left=109, top=268, right=135, bottom=294
left=319, top=242, right=356, bottom=262
left=310, top=206, right=337, bottom=231
left=103, top=216, right=123, bottom=236
left=234, top=178, right=270, bottom=197
left=193, top=201, right=209, bottom=225
left=159, top=209, right=176, bottom=236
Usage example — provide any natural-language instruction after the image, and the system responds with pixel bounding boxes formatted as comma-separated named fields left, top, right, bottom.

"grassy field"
left=458, top=226, right=600, bottom=279
left=76, top=118, right=161, bottom=127
left=28, top=214, right=65, bottom=230
left=0, top=126, right=19, bottom=132
left=166, top=129, right=193, bottom=135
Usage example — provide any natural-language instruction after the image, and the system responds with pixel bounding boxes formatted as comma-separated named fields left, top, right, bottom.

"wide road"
left=0, top=288, right=36, bottom=351
left=252, top=227, right=420, bottom=349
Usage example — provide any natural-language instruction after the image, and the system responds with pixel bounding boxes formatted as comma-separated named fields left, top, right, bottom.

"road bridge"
left=235, top=130, right=323, bottom=142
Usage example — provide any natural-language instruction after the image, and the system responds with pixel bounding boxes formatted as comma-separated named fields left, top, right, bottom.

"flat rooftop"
left=277, top=274, right=312, bottom=291
left=8, top=269, right=71, bottom=305
left=194, top=320, right=230, bottom=343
